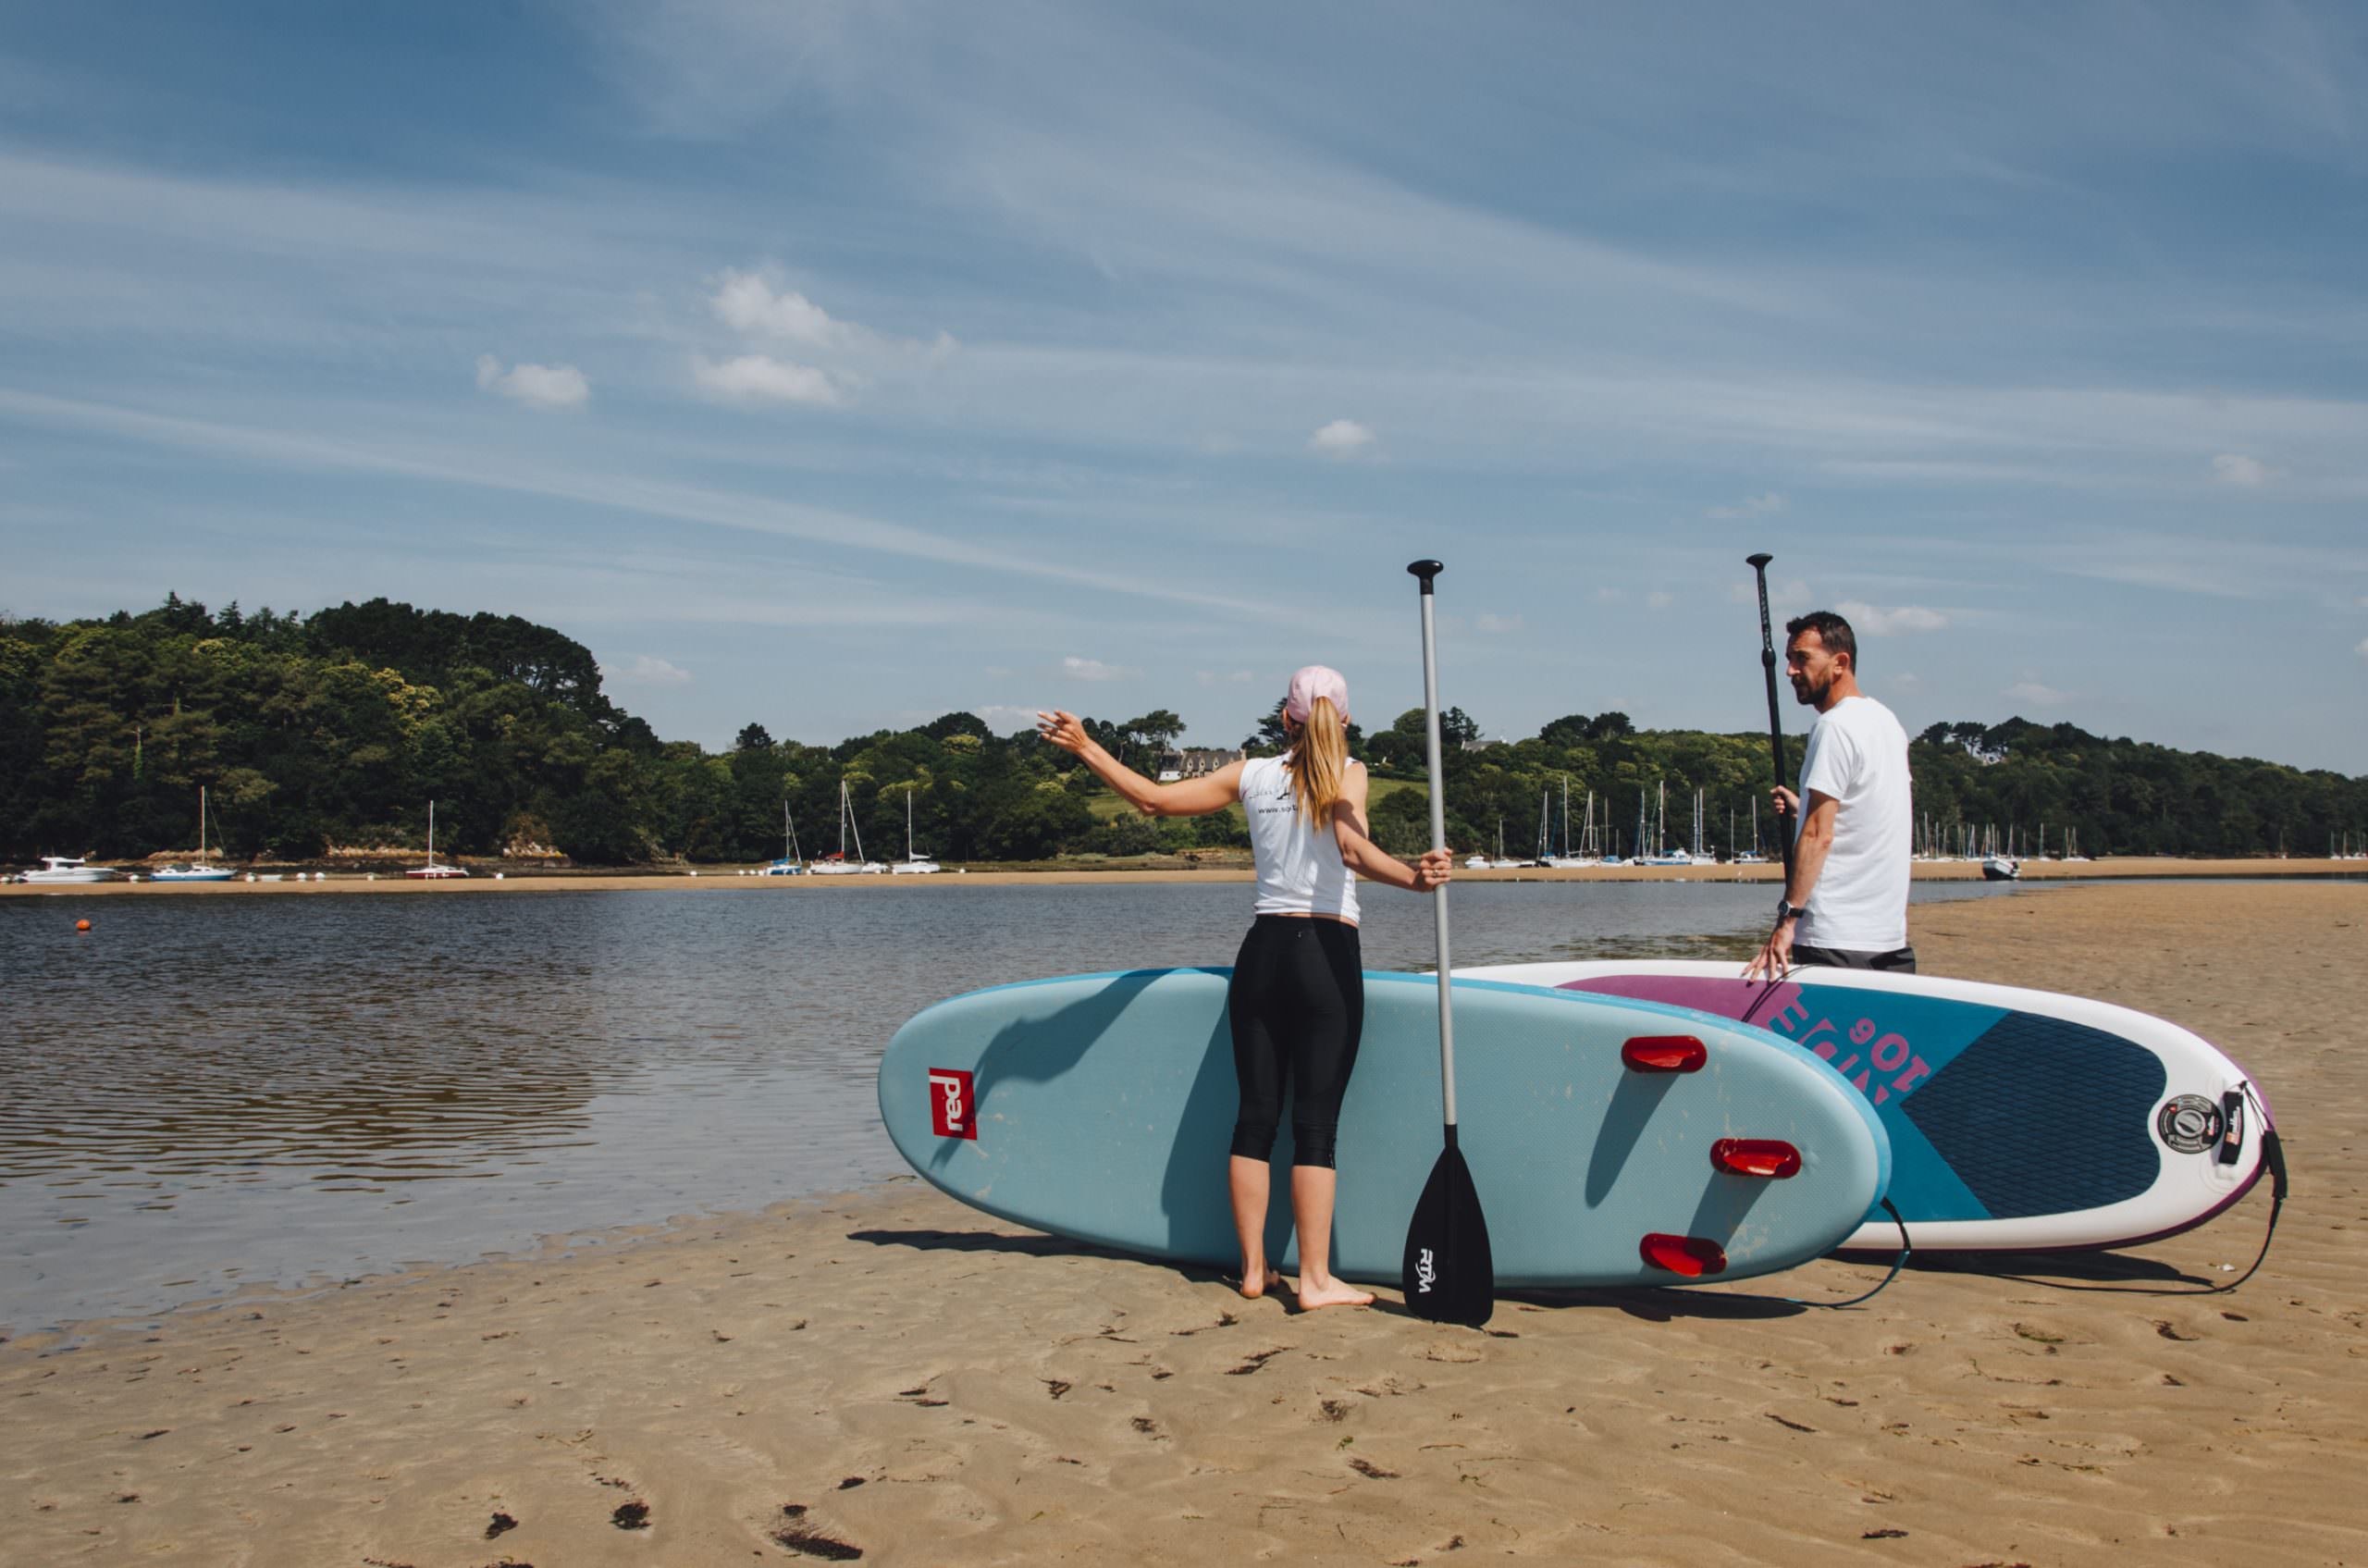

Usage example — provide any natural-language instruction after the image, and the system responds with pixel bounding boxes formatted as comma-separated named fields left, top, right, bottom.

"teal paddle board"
left=879, top=969, right=1890, bottom=1288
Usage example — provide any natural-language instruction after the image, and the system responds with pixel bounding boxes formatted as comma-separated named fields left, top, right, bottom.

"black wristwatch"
left=1775, top=899, right=1805, bottom=923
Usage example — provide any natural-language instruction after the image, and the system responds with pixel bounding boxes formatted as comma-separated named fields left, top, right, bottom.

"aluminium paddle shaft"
left=1746, top=552, right=1797, bottom=885
left=1409, top=559, right=1458, bottom=1129
left=1402, top=558, right=1493, bottom=1327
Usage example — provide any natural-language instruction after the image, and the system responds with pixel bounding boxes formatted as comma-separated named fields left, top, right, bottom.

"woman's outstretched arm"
left=1330, top=763, right=1452, bottom=893
left=1036, top=710, right=1244, bottom=818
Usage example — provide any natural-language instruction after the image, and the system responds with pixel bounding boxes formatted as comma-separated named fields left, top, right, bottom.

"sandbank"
left=2, top=881, right=2362, bottom=1564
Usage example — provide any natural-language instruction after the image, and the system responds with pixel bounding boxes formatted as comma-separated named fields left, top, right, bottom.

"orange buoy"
left=75, top=919, right=92, bottom=932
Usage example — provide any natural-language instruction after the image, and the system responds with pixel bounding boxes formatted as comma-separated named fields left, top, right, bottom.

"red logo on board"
left=929, top=1068, right=977, bottom=1141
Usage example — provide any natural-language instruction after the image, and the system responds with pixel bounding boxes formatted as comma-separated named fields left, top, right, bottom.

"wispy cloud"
left=1706, top=490, right=1787, bottom=520
left=2211, top=452, right=2271, bottom=486
left=1835, top=599, right=1948, bottom=635
left=691, top=352, right=839, bottom=405
left=1474, top=612, right=1524, bottom=633
left=1310, top=418, right=1375, bottom=457
left=475, top=354, right=588, bottom=410
left=1062, top=656, right=1135, bottom=682
left=0, top=389, right=1281, bottom=618
left=2005, top=679, right=2072, bottom=707
left=2357, top=637, right=2368, bottom=660
left=1196, top=669, right=1255, bottom=685
left=603, top=654, right=694, bottom=686
left=1646, top=590, right=1674, bottom=609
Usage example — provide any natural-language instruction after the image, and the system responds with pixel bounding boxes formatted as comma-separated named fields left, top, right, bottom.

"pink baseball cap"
left=1284, top=664, right=1350, bottom=724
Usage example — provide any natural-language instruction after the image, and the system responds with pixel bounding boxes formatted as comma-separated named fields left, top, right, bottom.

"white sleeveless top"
left=1240, top=754, right=1362, bottom=922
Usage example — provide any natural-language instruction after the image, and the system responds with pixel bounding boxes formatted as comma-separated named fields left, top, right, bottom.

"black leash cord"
left=1790, top=1196, right=1912, bottom=1309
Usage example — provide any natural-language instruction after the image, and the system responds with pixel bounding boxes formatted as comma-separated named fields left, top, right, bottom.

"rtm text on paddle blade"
left=1401, top=1141, right=1495, bottom=1327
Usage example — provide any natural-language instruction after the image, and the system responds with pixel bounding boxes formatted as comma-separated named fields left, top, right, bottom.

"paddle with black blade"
left=1400, top=559, right=1494, bottom=1328
left=1746, top=551, right=1798, bottom=888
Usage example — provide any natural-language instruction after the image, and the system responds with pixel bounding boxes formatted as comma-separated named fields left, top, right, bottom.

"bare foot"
left=1235, top=1267, right=1286, bottom=1301
left=1295, top=1277, right=1375, bottom=1312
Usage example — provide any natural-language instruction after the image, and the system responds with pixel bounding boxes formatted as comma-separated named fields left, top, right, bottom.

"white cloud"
left=1593, top=586, right=1623, bottom=603
left=2211, top=453, right=2271, bottom=487
left=2005, top=679, right=2072, bottom=707
left=1474, top=612, right=1524, bottom=634
left=1062, top=656, right=1136, bottom=682
left=707, top=267, right=955, bottom=363
left=1196, top=669, right=1255, bottom=685
left=1646, top=590, right=1674, bottom=609
left=691, top=353, right=839, bottom=405
left=1309, top=418, right=1375, bottom=456
left=1835, top=599, right=1948, bottom=635
left=711, top=269, right=853, bottom=348
left=475, top=353, right=588, bottom=410
left=602, top=654, right=693, bottom=687
left=1706, top=490, right=1788, bottom=520
left=1890, top=672, right=1924, bottom=690
left=2356, top=637, right=2368, bottom=660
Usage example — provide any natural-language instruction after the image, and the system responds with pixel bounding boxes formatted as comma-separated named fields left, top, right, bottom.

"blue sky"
left=3, top=2, right=2364, bottom=770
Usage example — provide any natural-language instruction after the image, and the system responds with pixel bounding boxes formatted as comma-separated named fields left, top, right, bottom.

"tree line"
left=2, top=597, right=2361, bottom=866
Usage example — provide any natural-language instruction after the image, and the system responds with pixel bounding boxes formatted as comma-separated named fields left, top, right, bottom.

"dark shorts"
left=1792, top=942, right=1917, bottom=974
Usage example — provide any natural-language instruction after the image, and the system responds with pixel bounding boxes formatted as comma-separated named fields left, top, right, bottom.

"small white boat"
left=757, top=799, right=807, bottom=875
left=1464, top=854, right=1492, bottom=870
left=154, top=785, right=237, bottom=882
left=808, top=781, right=886, bottom=874
left=405, top=800, right=470, bottom=880
left=891, top=791, right=941, bottom=874
left=21, top=855, right=117, bottom=883
left=1981, top=855, right=2020, bottom=882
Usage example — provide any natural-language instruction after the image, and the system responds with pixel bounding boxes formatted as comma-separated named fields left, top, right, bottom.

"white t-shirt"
left=1793, top=695, right=1911, bottom=951
left=1240, top=754, right=1362, bottom=922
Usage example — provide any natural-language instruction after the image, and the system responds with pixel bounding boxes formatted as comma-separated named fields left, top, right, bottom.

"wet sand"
left=2, top=881, right=2362, bottom=1565
left=6, top=855, right=2362, bottom=895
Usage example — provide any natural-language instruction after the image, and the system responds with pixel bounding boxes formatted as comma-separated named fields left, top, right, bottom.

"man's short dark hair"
left=1785, top=610, right=1857, bottom=667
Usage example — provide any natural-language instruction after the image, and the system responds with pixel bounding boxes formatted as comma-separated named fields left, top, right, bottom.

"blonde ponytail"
left=1284, top=696, right=1350, bottom=825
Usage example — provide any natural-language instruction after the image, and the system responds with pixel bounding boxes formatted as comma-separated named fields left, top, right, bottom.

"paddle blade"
left=1401, top=1141, right=1494, bottom=1327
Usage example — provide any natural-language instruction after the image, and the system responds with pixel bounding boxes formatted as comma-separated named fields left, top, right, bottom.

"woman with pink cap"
left=1039, top=667, right=1451, bottom=1311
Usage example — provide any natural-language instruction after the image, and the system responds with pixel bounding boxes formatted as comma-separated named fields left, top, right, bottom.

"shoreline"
left=6, top=855, right=2362, bottom=895
left=3, top=880, right=2362, bottom=1564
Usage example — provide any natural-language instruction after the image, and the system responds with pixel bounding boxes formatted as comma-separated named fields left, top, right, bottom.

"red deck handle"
left=1621, top=1035, right=1707, bottom=1073
left=1710, top=1139, right=1802, bottom=1179
left=1638, top=1233, right=1728, bottom=1277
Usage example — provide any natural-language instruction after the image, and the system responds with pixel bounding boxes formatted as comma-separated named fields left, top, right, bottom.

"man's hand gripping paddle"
left=1400, top=560, right=1494, bottom=1327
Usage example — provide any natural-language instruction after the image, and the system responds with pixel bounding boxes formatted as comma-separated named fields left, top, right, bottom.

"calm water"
left=0, top=879, right=2032, bottom=1330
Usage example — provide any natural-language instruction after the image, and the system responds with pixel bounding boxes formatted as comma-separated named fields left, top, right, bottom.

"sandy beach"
left=3, top=880, right=2362, bottom=1566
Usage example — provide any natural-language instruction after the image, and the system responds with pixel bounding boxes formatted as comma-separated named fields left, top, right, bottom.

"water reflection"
left=0, top=879, right=2029, bottom=1328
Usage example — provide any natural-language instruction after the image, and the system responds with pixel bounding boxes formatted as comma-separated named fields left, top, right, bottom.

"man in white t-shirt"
left=1745, top=610, right=1915, bottom=979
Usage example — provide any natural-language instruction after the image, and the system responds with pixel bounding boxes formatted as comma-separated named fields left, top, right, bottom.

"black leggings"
left=1227, top=915, right=1364, bottom=1169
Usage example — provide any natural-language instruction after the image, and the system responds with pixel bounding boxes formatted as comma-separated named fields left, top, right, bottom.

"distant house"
left=1168, top=747, right=1245, bottom=779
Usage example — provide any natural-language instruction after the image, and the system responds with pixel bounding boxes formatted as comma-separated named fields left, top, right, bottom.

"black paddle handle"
left=1746, top=552, right=1797, bottom=886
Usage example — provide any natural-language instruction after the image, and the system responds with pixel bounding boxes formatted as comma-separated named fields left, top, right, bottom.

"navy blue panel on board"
left=1900, top=1011, right=2165, bottom=1219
